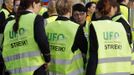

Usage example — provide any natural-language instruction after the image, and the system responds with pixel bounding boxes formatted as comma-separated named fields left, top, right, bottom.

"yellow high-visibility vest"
left=46, top=20, right=84, bottom=75
left=91, top=20, right=131, bottom=75
left=3, top=13, right=45, bottom=75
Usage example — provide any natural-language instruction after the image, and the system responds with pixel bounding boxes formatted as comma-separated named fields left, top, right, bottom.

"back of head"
left=72, top=3, right=86, bottom=12
left=117, top=0, right=129, bottom=5
left=18, top=0, right=40, bottom=12
left=13, top=0, right=41, bottom=32
left=47, top=0, right=57, bottom=16
left=56, top=0, right=72, bottom=15
left=117, top=0, right=124, bottom=4
left=96, top=0, right=119, bottom=16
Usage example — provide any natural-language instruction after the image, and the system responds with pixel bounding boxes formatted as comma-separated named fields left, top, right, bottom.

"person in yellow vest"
left=112, top=1, right=132, bottom=46
left=71, top=3, right=88, bottom=68
left=46, top=0, right=87, bottom=75
left=86, top=1, right=96, bottom=23
left=46, top=0, right=58, bottom=24
left=72, top=3, right=88, bottom=37
left=117, top=0, right=129, bottom=20
left=112, top=1, right=133, bottom=74
left=0, top=0, right=13, bottom=25
left=0, top=0, right=13, bottom=74
left=2, top=0, right=50, bottom=75
left=86, top=0, right=131, bottom=75
left=0, top=0, right=21, bottom=74
left=112, top=3, right=133, bottom=74
left=0, top=0, right=14, bottom=46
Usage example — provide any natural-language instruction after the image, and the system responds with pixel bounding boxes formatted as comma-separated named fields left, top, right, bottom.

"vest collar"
left=18, top=11, right=33, bottom=16
left=97, top=16, right=112, bottom=20
left=26, top=9, right=34, bottom=13
left=56, top=16, right=70, bottom=21
left=120, top=4, right=128, bottom=7
left=2, top=3, right=12, bottom=13
left=112, top=13, right=122, bottom=18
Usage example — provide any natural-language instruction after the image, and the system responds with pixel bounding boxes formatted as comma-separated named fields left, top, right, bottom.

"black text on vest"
left=47, top=33, right=66, bottom=52
left=103, top=32, right=122, bottom=50
left=8, top=28, right=28, bottom=48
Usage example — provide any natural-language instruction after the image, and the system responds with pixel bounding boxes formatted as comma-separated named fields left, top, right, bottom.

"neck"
left=106, top=14, right=112, bottom=18
left=26, top=7, right=34, bottom=13
left=5, top=4, right=12, bottom=12
left=49, top=12, right=57, bottom=17
left=62, top=12, right=71, bottom=18
left=87, top=11, right=93, bottom=16
left=121, top=2, right=127, bottom=5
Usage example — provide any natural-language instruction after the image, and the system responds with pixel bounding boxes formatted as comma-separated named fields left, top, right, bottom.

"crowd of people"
left=0, top=0, right=134, bottom=75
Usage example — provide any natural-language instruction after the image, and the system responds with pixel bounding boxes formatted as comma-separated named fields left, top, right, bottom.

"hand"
left=44, top=62, right=50, bottom=71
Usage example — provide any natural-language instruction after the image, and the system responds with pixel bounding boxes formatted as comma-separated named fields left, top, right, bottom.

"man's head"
left=72, top=3, right=86, bottom=25
left=4, top=0, right=14, bottom=11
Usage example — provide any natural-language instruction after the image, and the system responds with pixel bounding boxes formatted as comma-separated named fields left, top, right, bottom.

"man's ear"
left=32, top=2, right=36, bottom=8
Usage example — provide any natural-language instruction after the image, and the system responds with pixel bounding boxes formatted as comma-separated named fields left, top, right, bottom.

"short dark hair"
left=117, top=0, right=124, bottom=4
left=72, top=3, right=86, bottom=12
left=86, top=2, right=96, bottom=11
left=13, top=0, right=41, bottom=32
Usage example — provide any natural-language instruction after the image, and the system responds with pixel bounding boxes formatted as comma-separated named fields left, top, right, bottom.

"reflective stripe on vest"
left=99, top=57, right=131, bottom=64
left=4, top=50, right=41, bottom=62
left=92, top=20, right=131, bottom=75
left=9, top=66, right=39, bottom=74
left=51, top=53, right=82, bottom=64
left=131, top=52, right=134, bottom=74
left=132, top=60, right=134, bottom=65
left=49, top=68, right=84, bottom=75
left=132, top=28, right=134, bottom=31
left=99, top=72, right=130, bottom=75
